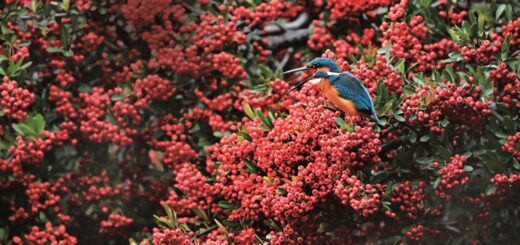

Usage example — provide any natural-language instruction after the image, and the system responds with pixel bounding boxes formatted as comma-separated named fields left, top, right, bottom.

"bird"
left=283, top=58, right=380, bottom=123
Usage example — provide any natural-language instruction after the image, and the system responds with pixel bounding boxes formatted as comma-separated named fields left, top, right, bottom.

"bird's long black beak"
left=285, top=74, right=315, bottom=94
left=282, top=66, right=309, bottom=75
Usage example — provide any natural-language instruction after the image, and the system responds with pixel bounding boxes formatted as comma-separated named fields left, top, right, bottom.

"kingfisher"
left=283, top=58, right=380, bottom=123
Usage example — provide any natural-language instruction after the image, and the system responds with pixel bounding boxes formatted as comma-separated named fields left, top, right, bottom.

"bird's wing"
left=330, top=72, right=380, bottom=122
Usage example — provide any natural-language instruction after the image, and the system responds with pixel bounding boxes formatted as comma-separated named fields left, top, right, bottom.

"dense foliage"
left=0, top=0, right=519, bottom=244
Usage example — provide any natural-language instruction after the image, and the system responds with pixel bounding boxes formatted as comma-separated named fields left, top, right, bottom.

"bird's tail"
left=371, top=108, right=381, bottom=124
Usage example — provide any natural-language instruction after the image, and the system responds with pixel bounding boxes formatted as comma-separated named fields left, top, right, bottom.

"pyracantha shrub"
left=0, top=0, right=520, bottom=244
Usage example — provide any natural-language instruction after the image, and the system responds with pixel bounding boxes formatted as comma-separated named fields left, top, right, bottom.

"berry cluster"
left=490, top=63, right=520, bottom=109
left=390, top=181, right=426, bottom=219
left=402, top=83, right=491, bottom=133
left=435, top=155, right=469, bottom=200
left=134, top=75, right=176, bottom=108
left=502, top=132, right=520, bottom=161
left=0, top=77, right=35, bottom=121
left=13, top=223, right=77, bottom=245
left=99, top=214, right=134, bottom=235
left=460, top=40, right=499, bottom=65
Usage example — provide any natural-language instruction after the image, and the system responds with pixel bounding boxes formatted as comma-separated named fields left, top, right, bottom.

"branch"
left=380, top=135, right=410, bottom=158
left=259, top=12, right=311, bottom=52
left=379, top=125, right=428, bottom=161
left=262, top=12, right=310, bottom=35
left=267, top=28, right=309, bottom=51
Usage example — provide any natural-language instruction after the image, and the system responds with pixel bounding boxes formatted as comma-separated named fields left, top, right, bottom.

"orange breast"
left=320, top=78, right=357, bottom=116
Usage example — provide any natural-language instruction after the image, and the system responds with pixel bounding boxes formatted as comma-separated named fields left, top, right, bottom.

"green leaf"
left=416, top=157, right=433, bottom=164
left=33, top=114, right=45, bottom=135
left=393, top=59, right=405, bottom=74
left=77, top=84, right=91, bottom=92
left=431, top=0, right=442, bottom=7
left=63, top=50, right=73, bottom=57
left=501, top=34, right=512, bottom=60
left=256, top=109, right=273, bottom=129
left=20, top=61, right=32, bottom=70
left=0, top=228, right=4, bottom=240
left=379, top=99, right=393, bottom=115
left=222, top=220, right=239, bottom=228
left=39, top=211, right=48, bottom=222
left=60, top=25, right=70, bottom=48
left=154, top=215, right=175, bottom=229
left=18, top=41, right=31, bottom=47
left=476, top=11, right=486, bottom=35
left=419, top=0, right=431, bottom=7
left=433, top=177, right=441, bottom=189
left=442, top=52, right=464, bottom=63
left=335, top=117, right=346, bottom=128
left=496, top=4, right=506, bottom=19
left=393, top=114, right=405, bottom=122
left=412, top=73, right=425, bottom=87
left=238, top=130, right=252, bottom=142
left=62, top=0, right=70, bottom=11
left=263, top=176, right=274, bottom=184
left=462, top=151, right=472, bottom=158
left=268, top=110, right=275, bottom=122
left=0, top=140, right=10, bottom=150
left=505, top=5, right=513, bottom=20
left=263, top=219, right=282, bottom=231
left=485, top=185, right=498, bottom=196
left=111, top=94, right=124, bottom=101
left=276, top=187, right=288, bottom=196
left=375, top=7, right=388, bottom=15
left=129, top=238, right=138, bottom=245
left=162, top=202, right=177, bottom=228
left=409, top=130, right=417, bottom=143
left=462, top=20, right=470, bottom=32
left=106, top=114, right=120, bottom=126
left=420, top=135, right=430, bottom=142
left=46, top=47, right=63, bottom=53
left=31, top=0, right=40, bottom=12
left=495, top=132, right=507, bottom=139
left=243, top=103, right=255, bottom=120
left=244, top=159, right=257, bottom=173
left=258, top=64, right=273, bottom=80
left=218, top=201, right=239, bottom=210
left=513, top=159, right=520, bottom=170
left=463, top=166, right=474, bottom=172
left=12, top=123, right=26, bottom=136
left=214, top=219, right=229, bottom=235
left=444, top=65, right=456, bottom=82
left=448, top=29, right=461, bottom=43
left=440, top=119, right=449, bottom=127
left=213, top=131, right=231, bottom=138
left=19, top=123, right=37, bottom=137
left=192, top=207, right=209, bottom=223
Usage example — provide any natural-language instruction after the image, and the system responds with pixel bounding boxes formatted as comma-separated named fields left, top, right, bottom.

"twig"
left=380, top=135, right=410, bottom=157
left=277, top=47, right=293, bottom=71
left=195, top=225, right=218, bottom=238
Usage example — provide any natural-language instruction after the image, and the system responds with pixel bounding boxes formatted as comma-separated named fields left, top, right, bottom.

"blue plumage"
left=285, top=58, right=380, bottom=123
left=317, top=71, right=380, bottom=123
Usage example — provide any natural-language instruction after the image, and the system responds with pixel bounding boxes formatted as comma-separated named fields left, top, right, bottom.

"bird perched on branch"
left=284, top=58, right=380, bottom=123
